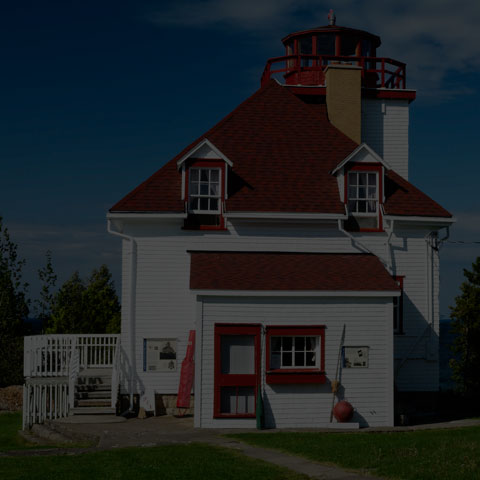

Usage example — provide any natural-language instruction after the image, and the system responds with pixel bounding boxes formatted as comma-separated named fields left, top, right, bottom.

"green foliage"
left=34, top=250, right=57, bottom=332
left=450, top=257, right=480, bottom=398
left=48, top=265, right=120, bottom=334
left=0, top=217, right=29, bottom=387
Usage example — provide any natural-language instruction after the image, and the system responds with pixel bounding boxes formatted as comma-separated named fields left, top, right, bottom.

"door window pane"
left=221, top=335, right=255, bottom=374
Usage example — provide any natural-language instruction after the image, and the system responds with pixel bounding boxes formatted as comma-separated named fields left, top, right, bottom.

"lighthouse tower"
left=261, top=12, right=415, bottom=180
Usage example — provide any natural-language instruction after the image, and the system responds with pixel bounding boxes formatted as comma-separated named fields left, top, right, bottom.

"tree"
left=449, top=257, right=480, bottom=399
left=35, top=250, right=57, bottom=332
left=0, top=217, right=29, bottom=387
left=48, top=265, right=120, bottom=334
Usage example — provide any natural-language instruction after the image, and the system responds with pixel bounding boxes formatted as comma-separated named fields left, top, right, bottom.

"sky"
left=2, top=0, right=480, bottom=318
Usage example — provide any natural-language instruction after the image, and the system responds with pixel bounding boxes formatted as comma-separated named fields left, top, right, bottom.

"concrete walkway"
left=11, top=416, right=480, bottom=480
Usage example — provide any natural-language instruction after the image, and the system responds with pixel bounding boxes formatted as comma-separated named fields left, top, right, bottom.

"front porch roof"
left=189, top=252, right=400, bottom=292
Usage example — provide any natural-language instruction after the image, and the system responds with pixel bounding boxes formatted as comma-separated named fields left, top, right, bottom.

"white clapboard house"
left=22, top=20, right=454, bottom=429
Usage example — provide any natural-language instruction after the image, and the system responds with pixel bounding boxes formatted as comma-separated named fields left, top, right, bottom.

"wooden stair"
left=70, top=368, right=116, bottom=416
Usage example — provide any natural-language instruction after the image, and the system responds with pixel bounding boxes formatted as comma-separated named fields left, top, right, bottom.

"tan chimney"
left=325, top=64, right=362, bottom=144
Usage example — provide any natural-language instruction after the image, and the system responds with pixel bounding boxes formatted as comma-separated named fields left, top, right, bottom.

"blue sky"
left=2, top=0, right=480, bottom=317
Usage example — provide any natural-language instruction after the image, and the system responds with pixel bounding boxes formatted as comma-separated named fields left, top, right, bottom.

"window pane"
left=348, top=186, right=356, bottom=199
left=316, top=33, right=335, bottom=55
left=210, top=184, right=219, bottom=196
left=306, top=352, right=316, bottom=366
left=348, top=200, right=357, bottom=212
left=358, top=200, right=367, bottom=213
left=200, top=170, right=209, bottom=182
left=358, top=187, right=366, bottom=199
left=271, top=352, right=281, bottom=369
left=282, top=337, right=292, bottom=351
left=367, top=200, right=377, bottom=213
left=237, top=387, right=255, bottom=414
left=190, top=169, right=199, bottom=181
left=282, top=352, right=292, bottom=366
left=200, top=184, right=209, bottom=195
left=210, top=170, right=219, bottom=182
left=348, top=172, right=358, bottom=186
left=368, top=187, right=376, bottom=199
left=295, top=337, right=305, bottom=351
left=221, top=335, right=255, bottom=374
left=200, top=198, right=209, bottom=210
left=306, top=337, right=316, bottom=351
left=271, top=337, right=281, bottom=351
left=210, top=198, right=218, bottom=211
left=189, top=198, right=198, bottom=210
left=220, top=386, right=236, bottom=414
left=190, top=184, right=198, bottom=195
left=295, top=352, right=305, bottom=367
left=368, top=173, right=376, bottom=185
left=359, top=173, right=367, bottom=186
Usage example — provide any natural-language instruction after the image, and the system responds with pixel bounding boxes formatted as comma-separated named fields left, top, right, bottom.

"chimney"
left=325, top=64, right=362, bottom=144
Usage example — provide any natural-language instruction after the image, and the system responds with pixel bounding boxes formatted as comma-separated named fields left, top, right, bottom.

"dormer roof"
left=331, top=143, right=391, bottom=175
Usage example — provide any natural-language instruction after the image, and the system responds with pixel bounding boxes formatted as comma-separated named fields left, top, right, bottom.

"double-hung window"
left=266, top=326, right=326, bottom=384
left=188, top=168, right=221, bottom=213
left=345, top=165, right=383, bottom=231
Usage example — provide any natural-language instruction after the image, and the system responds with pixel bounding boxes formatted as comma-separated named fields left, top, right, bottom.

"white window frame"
left=188, top=167, right=221, bottom=214
left=347, top=171, right=378, bottom=217
left=270, top=335, right=320, bottom=370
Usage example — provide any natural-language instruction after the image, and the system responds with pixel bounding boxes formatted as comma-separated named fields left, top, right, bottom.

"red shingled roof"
left=110, top=80, right=451, bottom=218
left=190, top=252, right=400, bottom=291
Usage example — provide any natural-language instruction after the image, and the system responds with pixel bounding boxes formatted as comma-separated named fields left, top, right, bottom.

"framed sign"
left=144, top=338, right=177, bottom=372
left=342, top=346, right=369, bottom=368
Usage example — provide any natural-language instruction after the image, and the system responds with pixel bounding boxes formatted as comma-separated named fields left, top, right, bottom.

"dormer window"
left=188, top=168, right=221, bottom=213
left=344, top=164, right=383, bottom=231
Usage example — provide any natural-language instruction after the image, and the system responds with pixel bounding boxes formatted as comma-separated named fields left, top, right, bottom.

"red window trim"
left=393, top=276, right=405, bottom=334
left=213, top=323, right=261, bottom=418
left=344, top=163, right=384, bottom=233
left=265, top=325, right=326, bottom=385
left=184, top=159, right=227, bottom=230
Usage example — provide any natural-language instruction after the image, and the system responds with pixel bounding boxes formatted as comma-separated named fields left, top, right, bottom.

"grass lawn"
left=228, top=427, right=480, bottom=480
left=0, top=443, right=307, bottom=480
left=0, top=413, right=34, bottom=451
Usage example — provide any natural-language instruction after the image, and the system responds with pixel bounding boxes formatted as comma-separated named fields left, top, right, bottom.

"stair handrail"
left=68, top=337, right=80, bottom=409
left=111, top=338, right=121, bottom=409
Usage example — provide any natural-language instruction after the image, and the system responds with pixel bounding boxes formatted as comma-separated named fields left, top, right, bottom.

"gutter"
left=107, top=218, right=137, bottom=412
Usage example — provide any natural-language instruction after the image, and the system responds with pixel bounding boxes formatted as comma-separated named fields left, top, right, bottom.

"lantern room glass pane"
left=316, top=33, right=335, bottom=55
left=341, top=35, right=359, bottom=56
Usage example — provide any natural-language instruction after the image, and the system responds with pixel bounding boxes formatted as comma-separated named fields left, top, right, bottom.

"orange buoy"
left=333, top=400, right=354, bottom=422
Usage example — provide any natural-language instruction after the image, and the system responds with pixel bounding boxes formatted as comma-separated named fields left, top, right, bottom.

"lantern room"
left=262, top=12, right=407, bottom=90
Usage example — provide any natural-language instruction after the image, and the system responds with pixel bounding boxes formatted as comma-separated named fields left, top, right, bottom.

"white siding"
left=116, top=219, right=441, bottom=412
left=362, top=98, right=410, bottom=179
left=198, top=296, right=393, bottom=428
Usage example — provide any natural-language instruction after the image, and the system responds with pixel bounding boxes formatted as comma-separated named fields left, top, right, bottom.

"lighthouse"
left=262, top=13, right=415, bottom=180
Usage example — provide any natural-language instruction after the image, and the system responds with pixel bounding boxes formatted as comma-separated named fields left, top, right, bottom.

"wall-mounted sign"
left=144, top=338, right=177, bottom=372
left=343, top=346, right=369, bottom=368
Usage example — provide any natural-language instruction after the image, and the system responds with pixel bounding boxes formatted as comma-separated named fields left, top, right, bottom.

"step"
left=79, top=368, right=113, bottom=377
left=76, top=384, right=111, bottom=392
left=76, top=391, right=112, bottom=400
left=70, top=406, right=116, bottom=415
left=76, top=399, right=112, bottom=408
left=76, top=376, right=112, bottom=386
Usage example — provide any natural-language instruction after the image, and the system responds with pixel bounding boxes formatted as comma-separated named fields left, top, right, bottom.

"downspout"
left=107, top=218, right=137, bottom=411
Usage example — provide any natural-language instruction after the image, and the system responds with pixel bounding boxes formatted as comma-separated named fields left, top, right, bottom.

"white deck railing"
left=23, top=334, right=120, bottom=429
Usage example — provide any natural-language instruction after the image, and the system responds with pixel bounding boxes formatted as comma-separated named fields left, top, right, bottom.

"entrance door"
left=214, top=324, right=260, bottom=418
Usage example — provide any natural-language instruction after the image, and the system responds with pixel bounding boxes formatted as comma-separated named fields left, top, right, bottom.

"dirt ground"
left=0, top=385, right=22, bottom=411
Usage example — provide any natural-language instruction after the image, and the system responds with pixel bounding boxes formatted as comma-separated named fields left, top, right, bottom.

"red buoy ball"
left=333, top=401, right=354, bottom=422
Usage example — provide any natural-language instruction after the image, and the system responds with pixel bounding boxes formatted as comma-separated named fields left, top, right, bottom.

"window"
left=348, top=171, right=378, bottom=214
left=393, top=276, right=404, bottom=334
left=344, top=164, right=383, bottom=231
left=188, top=168, right=221, bottom=213
left=266, top=326, right=326, bottom=384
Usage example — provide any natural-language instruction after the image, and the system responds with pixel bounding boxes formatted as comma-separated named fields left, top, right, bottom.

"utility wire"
left=443, top=241, right=480, bottom=244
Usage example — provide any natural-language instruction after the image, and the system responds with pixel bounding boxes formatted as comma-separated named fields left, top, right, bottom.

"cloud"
left=147, top=0, right=480, bottom=99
